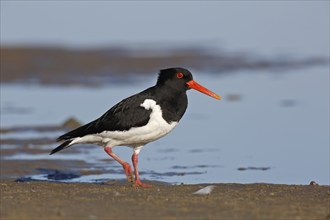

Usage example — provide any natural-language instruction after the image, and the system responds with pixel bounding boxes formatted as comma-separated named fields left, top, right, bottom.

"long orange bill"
left=186, top=80, right=221, bottom=100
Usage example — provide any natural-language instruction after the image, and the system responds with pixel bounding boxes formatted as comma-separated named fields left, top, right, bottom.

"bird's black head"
left=156, top=67, right=193, bottom=90
left=156, top=67, right=221, bottom=100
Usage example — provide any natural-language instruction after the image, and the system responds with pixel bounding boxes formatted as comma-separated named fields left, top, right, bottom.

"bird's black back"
left=57, top=85, right=188, bottom=141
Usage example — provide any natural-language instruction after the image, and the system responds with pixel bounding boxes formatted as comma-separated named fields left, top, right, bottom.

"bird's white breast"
left=72, top=99, right=177, bottom=148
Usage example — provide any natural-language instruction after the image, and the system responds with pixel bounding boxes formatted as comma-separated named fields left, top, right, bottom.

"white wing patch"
left=72, top=99, right=177, bottom=148
left=140, top=99, right=157, bottom=110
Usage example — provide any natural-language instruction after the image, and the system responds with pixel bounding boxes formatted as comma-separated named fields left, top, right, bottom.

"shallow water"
left=1, top=67, right=329, bottom=185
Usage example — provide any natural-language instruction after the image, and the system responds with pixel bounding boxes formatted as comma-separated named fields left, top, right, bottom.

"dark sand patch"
left=1, top=47, right=327, bottom=86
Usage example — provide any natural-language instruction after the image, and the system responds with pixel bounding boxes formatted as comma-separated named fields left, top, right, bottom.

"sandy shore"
left=0, top=179, right=329, bottom=220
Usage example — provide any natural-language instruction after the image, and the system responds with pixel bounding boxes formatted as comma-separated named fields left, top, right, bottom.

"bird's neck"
left=155, top=85, right=188, bottom=123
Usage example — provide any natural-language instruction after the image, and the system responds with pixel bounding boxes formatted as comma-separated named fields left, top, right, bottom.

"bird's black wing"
left=57, top=89, right=154, bottom=141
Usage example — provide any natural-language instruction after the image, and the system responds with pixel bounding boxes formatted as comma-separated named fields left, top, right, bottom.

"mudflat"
left=0, top=179, right=329, bottom=220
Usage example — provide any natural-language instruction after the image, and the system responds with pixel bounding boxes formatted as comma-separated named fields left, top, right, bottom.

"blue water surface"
left=1, top=66, right=329, bottom=185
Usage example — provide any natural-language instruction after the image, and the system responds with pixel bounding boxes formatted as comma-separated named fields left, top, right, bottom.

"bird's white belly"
left=101, top=119, right=177, bottom=147
left=72, top=99, right=177, bottom=147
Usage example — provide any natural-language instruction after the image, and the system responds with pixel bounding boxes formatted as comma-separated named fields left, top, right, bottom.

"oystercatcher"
left=50, top=67, right=220, bottom=187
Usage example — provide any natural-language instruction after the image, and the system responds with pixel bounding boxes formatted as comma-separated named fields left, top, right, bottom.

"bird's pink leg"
left=132, top=152, right=152, bottom=188
left=104, top=146, right=133, bottom=183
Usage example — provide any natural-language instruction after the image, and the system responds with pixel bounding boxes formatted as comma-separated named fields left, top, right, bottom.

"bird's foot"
left=122, top=162, right=134, bottom=183
left=134, top=179, right=152, bottom=188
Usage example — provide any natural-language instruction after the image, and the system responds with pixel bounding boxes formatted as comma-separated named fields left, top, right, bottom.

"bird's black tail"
left=50, top=120, right=98, bottom=155
left=50, top=140, right=72, bottom=155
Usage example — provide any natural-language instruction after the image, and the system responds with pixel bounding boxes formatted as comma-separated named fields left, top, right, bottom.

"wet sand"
left=0, top=179, right=329, bottom=219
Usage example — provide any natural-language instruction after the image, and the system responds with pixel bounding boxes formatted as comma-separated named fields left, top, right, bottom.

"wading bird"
left=50, top=67, right=220, bottom=187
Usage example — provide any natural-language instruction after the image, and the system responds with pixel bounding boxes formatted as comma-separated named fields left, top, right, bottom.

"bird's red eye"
left=176, top=72, right=184, bottom=79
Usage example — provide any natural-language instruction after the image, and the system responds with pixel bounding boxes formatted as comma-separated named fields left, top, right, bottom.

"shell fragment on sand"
left=192, top=185, right=216, bottom=195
